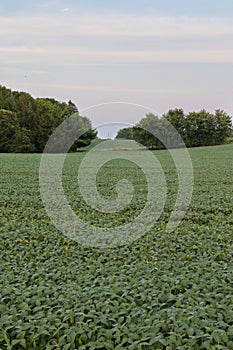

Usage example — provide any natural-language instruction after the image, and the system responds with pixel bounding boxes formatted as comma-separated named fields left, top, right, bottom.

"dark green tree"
left=185, top=109, right=232, bottom=147
left=0, top=85, right=97, bottom=152
left=0, top=109, right=34, bottom=152
left=213, top=109, right=232, bottom=144
left=163, top=108, right=186, bottom=143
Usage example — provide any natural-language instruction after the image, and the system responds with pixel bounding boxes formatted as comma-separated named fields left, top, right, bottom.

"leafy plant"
left=0, top=144, right=232, bottom=349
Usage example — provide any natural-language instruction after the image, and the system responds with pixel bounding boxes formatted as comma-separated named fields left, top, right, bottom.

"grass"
left=0, top=144, right=233, bottom=349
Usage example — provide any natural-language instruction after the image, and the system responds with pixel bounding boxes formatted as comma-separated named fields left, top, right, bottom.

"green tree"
left=184, top=109, right=232, bottom=147
left=0, top=86, right=17, bottom=112
left=132, top=113, right=164, bottom=149
left=0, top=109, right=34, bottom=152
left=14, top=91, right=37, bottom=130
left=115, top=109, right=232, bottom=149
left=71, top=115, right=97, bottom=151
left=34, top=98, right=69, bottom=152
left=0, top=85, right=97, bottom=153
left=115, top=127, right=134, bottom=140
left=163, top=109, right=185, bottom=130
left=184, top=110, right=214, bottom=147
left=35, top=98, right=96, bottom=152
left=213, top=109, right=232, bottom=144
left=45, top=113, right=97, bottom=153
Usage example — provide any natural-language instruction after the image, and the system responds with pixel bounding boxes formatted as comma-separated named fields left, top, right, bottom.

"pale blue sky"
left=0, top=0, right=233, bottom=136
left=1, top=0, right=233, bottom=16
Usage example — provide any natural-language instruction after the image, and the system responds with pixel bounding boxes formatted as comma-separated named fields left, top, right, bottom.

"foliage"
left=0, top=109, right=35, bottom=153
left=116, top=109, right=232, bottom=149
left=115, top=127, right=134, bottom=140
left=132, top=113, right=165, bottom=149
left=0, top=144, right=233, bottom=349
left=183, top=109, right=232, bottom=147
left=0, top=85, right=97, bottom=153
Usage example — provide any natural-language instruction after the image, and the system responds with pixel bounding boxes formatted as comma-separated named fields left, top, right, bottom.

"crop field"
left=0, top=144, right=233, bottom=349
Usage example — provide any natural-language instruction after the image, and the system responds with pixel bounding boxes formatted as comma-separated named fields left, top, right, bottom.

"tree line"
left=0, top=85, right=232, bottom=152
left=0, top=85, right=97, bottom=153
left=116, top=109, right=232, bottom=148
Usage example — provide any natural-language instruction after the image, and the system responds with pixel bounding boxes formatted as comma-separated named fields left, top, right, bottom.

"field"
left=0, top=144, right=233, bottom=349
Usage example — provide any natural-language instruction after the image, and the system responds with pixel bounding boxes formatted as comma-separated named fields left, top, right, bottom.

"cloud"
left=0, top=80, right=180, bottom=93
left=1, top=10, right=233, bottom=116
left=0, top=13, right=233, bottom=67
left=1, top=45, right=233, bottom=65
left=1, top=13, right=233, bottom=37
left=36, top=0, right=61, bottom=9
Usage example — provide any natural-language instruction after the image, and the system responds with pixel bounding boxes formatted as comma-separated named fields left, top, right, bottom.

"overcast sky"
left=1, top=0, right=233, bottom=137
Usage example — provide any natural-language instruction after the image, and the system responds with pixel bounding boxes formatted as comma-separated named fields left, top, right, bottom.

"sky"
left=1, top=0, right=233, bottom=137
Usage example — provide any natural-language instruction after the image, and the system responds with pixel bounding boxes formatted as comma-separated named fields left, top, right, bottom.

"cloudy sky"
left=1, top=0, right=233, bottom=136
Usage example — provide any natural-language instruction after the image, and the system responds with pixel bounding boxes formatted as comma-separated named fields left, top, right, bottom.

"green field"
left=0, top=144, right=233, bottom=349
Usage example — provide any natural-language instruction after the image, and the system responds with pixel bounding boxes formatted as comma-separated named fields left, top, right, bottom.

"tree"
left=45, top=114, right=97, bottom=153
left=184, top=110, right=213, bottom=147
left=184, top=109, right=232, bottom=147
left=213, top=109, right=232, bottom=144
left=10, top=128, right=35, bottom=153
left=0, top=85, right=17, bottom=112
left=133, top=113, right=164, bottom=149
left=163, top=108, right=186, bottom=144
left=35, top=98, right=71, bottom=152
left=115, top=109, right=232, bottom=149
left=0, top=109, right=19, bottom=152
left=14, top=91, right=37, bottom=130
left=115, top=114, right=169, bottom=149
left=34, top=99, right=96, bottom=152
left=115, top=127, right=134, bottom=140
left=0, top=85, right=97, bottom=153
left=68, top=100, right=79, bottom=113
left=0, top=109, right=34, bottom=152
left=70, top=115, right=97, bottom=151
